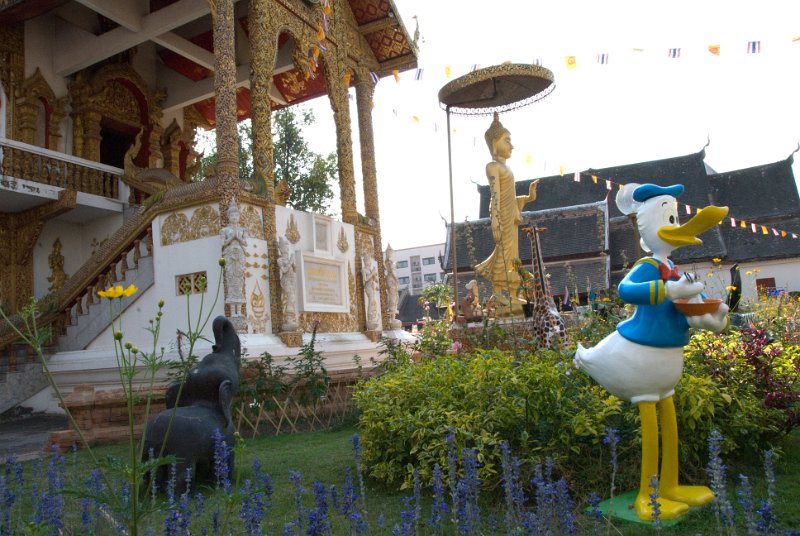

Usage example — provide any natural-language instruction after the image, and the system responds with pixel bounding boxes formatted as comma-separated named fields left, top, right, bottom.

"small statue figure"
left=384, top=245, right=401, bottom=329
left=574, top=183, right=729, bottom=521
left=362, top=253, right=380, bottom=331
left=220, top=200, right=248, bottom=324
left=475, top=113, right=538, bottom=315
left=461, top=279, right=483, bottom=321
left=144, top=316, right=241, bottom=493
left=47, top=238, right=68, bottom=292
left=277, top=236, right=298, bottom=331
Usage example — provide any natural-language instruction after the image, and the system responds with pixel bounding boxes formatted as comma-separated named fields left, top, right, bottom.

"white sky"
left=299, top=0, right=800, bottom=250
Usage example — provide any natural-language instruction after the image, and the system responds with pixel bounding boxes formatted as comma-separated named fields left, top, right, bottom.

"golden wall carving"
left=160, top=206, right=221, bottom=246
left=284, top=213, right=301, bottom=244
left=69, top=63, right=164, bottom=166
left=240, top=204, right=266, bottom=240
left=0, top=190, right=76, bottom=311
left=337, top=227, right=349, bottom=253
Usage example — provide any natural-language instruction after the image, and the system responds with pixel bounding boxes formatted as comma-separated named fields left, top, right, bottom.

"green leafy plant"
left=287, top=320, right=331, bottom=407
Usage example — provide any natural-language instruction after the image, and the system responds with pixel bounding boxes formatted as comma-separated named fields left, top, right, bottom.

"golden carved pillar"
left=82, top=110, right=102, bottom=162
left=0, top=25, right=24, bottom=140
left=323, top=54, right=358, bottom=224
left=211, top=0, right=241, bottom=221
left=355, top=71, right=379, bottom=224
left=12, top=96, right=38, bottom=145
left=354, top=71, right=390, bottom=328
left=250, top=0, right=281, bottom=332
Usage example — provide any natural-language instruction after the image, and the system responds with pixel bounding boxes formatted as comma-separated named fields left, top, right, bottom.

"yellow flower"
left=754, top=268, right=761, bottom=273
left=97, top=284, right=138, bottom=299
left=707, top=273, right=713, bottom=278
left=725, top=285, right=737, bottom=292
left=712, top=257, right=722, bottom=263
left=746, top=271, right=753, bottom=275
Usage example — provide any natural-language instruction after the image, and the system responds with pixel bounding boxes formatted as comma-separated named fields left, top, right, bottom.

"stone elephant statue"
left=144, top=316, right=241, bottom=492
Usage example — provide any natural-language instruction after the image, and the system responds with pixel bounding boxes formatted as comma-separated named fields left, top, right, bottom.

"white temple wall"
left=690, top=258, right=800, bottom=305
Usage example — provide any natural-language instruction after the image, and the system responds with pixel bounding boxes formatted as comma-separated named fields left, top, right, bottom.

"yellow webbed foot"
left=661, top=485, right=714, bottom=506
left=635, top=492, right=689, bottom=521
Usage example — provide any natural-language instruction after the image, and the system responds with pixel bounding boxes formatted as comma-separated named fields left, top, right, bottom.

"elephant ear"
left=219, top=379, right=234, bottom=429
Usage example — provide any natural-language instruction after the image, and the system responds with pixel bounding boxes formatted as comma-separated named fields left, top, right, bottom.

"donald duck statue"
left=575, top=183, right=730, bottom=521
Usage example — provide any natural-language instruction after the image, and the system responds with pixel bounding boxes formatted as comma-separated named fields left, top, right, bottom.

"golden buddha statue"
left=475, top=112, right=538, bottom=315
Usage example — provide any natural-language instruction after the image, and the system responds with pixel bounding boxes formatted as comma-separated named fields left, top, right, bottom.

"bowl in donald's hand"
left=673, top=298, right=722, bottom=316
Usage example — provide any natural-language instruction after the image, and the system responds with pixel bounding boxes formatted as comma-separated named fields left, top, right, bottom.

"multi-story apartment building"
left=391, top=243, right=445, bottom=295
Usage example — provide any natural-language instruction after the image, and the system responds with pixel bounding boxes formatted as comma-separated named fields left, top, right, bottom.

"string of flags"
left=565, top=169, right=800, bottom=240
left=362, top=36, right=790, bottom=84
left=304, top=0, right=333, bottom=80
left=328, top=33, right=800, bottom=245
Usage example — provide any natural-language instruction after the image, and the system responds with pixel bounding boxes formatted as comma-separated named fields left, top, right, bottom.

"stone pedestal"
left=279, top=330, right=303, bottom=347
left=364, top=329, right=382, bottom=343
left=230, top=315, right=248, bottom=334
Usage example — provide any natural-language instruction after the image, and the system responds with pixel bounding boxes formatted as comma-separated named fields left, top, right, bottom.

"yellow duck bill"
left=657, top=205, right=729, bottom=247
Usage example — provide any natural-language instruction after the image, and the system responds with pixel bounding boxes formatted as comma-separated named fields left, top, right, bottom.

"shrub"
left=355, top=326, right=798, bottom=497
left=354, top=350, right=629, bottom=495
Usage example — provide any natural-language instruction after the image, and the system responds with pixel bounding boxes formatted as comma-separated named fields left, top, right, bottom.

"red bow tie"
left=659, top=263, right=680, bottom=281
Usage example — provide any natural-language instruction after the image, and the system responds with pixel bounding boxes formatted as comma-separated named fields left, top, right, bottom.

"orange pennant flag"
left=740, top=220, right=747, bottom=228
left=565, top=56, right=577, bottom=70
left=708, top=44, right=721, bottom=56
left=761, top=225, right=769, bottom=235
left=412, top=115, right=420, bottom=124
left=392, top=69, right=400, bottom=83
left=343, top=70, right=352, bottom=86
left=591, top=175, right=598, bottom=184
left=782, top=230, right=788, bottom=237
left=316, top=25, right=325, bottom=42
left=444, top=66, right=452, bottom=79
left=559, top=165, right=565, bottom=176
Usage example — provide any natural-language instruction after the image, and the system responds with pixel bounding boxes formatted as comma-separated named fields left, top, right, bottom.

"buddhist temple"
left=0, top=0, right=418, bottom=415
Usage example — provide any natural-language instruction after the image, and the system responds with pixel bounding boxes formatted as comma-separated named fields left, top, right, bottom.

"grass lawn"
left=5, top=421, right=799, bottom=534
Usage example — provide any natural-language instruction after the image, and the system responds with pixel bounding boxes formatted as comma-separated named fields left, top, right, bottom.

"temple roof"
left=2, top=0, right=418, bottom=126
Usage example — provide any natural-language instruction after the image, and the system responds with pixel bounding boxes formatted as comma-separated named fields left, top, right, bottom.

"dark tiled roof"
left=397, top=290, right=426, bottom=326
left=718, top=217, right=800, bottom=263
left=709, top=158, right=800, bottom=221
left=477, top=150, right=711, bottom=219
left=443, top=202, right=608, bottom=271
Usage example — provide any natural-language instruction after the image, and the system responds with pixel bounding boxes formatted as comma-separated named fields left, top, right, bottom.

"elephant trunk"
left=211, top=315, right=241, bottom=367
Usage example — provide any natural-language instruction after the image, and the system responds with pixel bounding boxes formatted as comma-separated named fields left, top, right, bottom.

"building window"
left=396, top=260, right=408, bottom=269
left=398, top=276, right=410, bottom=285
left=756, top=277, right=777, bottom=294
left=412, top=274, right=423, bottom=288
left=422, top=257, right=436, bottom=266
left=424, top=273, right=437, bottom=283
left=176, top=271, right=208, bottom=295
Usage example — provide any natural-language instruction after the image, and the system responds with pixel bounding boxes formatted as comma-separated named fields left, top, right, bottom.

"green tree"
left=195, top=107, right=337, bottom=215
left=272, top=107, right=336, bottom=214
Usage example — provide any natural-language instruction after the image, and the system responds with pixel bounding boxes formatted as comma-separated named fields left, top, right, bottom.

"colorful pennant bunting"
left=747, top=41, right=761, bottom=54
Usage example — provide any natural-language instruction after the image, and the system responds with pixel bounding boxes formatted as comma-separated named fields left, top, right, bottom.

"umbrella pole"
left=446, top=105, right=459, bottom=317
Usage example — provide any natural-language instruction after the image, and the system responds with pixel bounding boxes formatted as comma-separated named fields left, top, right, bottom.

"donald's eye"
left=669, top=215, right=675, bottom=224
